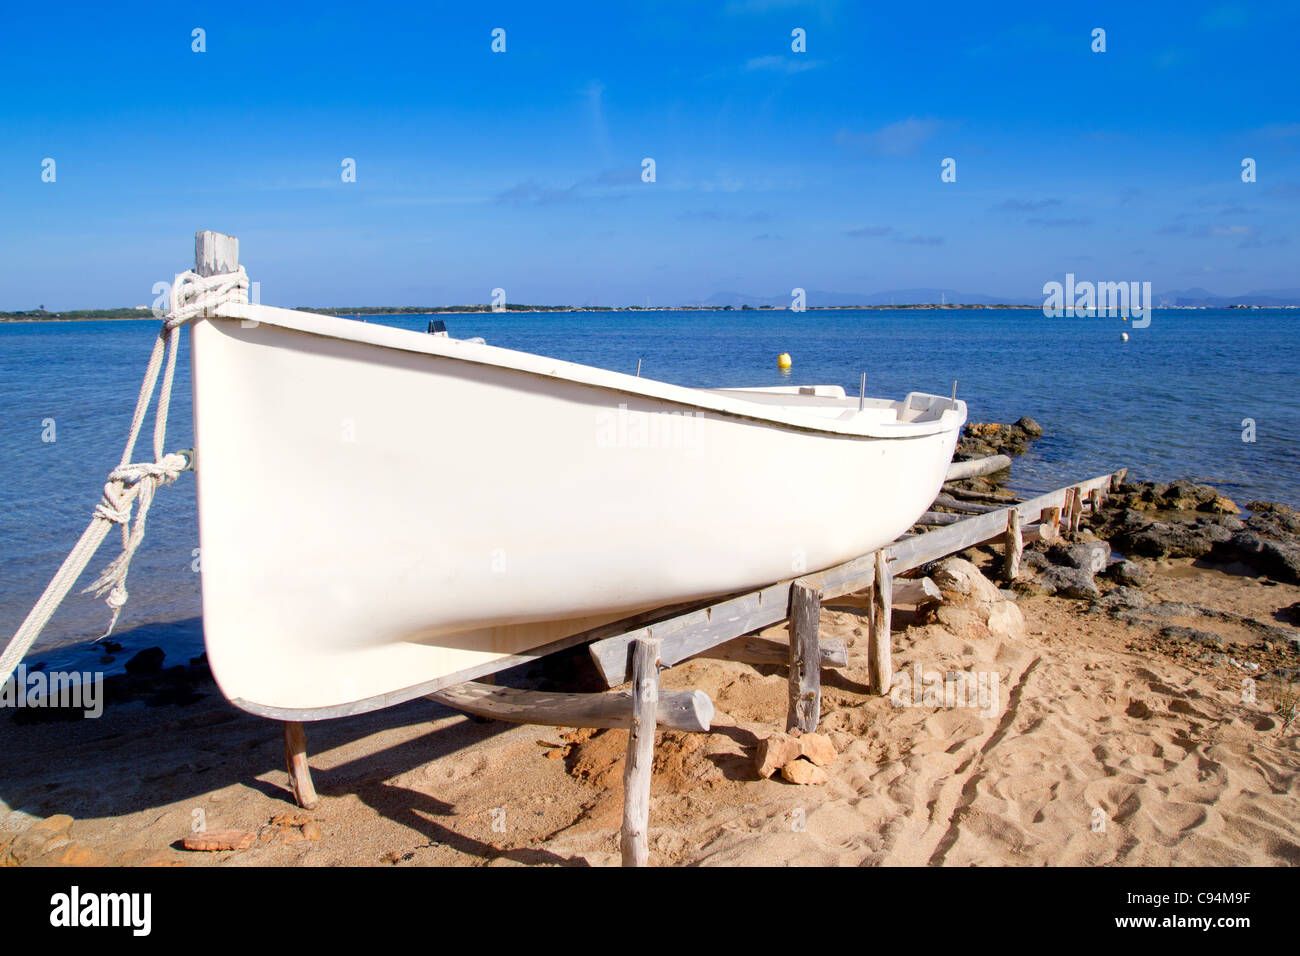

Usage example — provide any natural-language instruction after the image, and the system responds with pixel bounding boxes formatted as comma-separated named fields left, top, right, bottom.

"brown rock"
left=755, top=732, right=803, bottom=778
left=30, top=814, right=74, bottom=837
left=54, top=842, right=109, bottom=866
left=1203, top=496, right=1240, bottom=515
left=780, top=758, right=829, bottom=785
left=798, top=732, right=837, bottom=767
left=181, top=829, right=256, bottom=852
left=932, top=558, right=1002, bottom=605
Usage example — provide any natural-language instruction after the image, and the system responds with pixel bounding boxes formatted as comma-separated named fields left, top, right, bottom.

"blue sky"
left=2, top=0, right=1297, bottom=308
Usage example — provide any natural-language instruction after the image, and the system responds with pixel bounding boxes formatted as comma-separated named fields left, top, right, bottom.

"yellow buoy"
left=777, top=352, right=792, bottom=370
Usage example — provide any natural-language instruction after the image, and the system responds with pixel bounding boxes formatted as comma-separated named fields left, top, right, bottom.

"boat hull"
left=190, top=312, right=963, bottom=717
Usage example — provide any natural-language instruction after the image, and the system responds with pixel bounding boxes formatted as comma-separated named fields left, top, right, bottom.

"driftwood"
left=621, top=637, right=660, bottom=867
left=918, top=511, right=965, bottom=526
left=828, top=576, right=939, bottom=609
left=942, top=484, right=1020, bottom=504
left=696, top=635, right=848, bottom=668
left=945, top=455, right=1013, bottom=482
left=931, top=493, right=1002, bottom=514
left=427, top=681, right=713, bottom=733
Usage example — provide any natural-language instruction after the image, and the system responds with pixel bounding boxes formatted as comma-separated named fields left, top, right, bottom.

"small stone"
left=301, top=821, right=322, bottom=842
left=1201, top=496, right=1240, bottom=515
left=780, top=758, right=829, bottom=785
left=755, top=732, right=802, bottom=779
left=798, top=732, right=837, bottom=767
left=270, top=812, right=311, bottom=828
left=1037, top=566, right=1101, bottom=600
left=1108, top=560, right=1150, bottom=588
left=1014, top=416, right=1043, bottom=438
left=181, top=829, right=256, bottom=852
left=986, top=600, right=1026, bottom=640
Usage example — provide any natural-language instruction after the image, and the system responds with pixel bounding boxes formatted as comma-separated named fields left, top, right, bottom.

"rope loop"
left=0, top=266, right=252, bottom=683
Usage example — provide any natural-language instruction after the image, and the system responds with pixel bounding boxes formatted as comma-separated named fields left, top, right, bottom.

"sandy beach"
left=4, top=507, right=1298, bottom=867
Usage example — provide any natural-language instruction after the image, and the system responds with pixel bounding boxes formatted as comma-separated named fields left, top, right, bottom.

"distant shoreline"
left=5, top=303, right=1296, bottom=323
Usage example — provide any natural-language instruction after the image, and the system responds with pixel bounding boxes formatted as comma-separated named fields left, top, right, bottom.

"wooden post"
left=1041, top=505, right=1061, bottom=544
left=1112, top=467, right=1128, bottom=492
left=1070, top=487, right=1084, bottom=534
left=1090, top=487, right=1104, bottom=513
left=621, top=636, right=661, bottom=867
left=282, top=721, right=319, bottom=810
left=869, top=551, right=893, bottom=695
left=786, top=581, right=823, bottom=733
left=196, top=230, right=239, bottom=277
left=1003, top=507, right=1023, bottom=582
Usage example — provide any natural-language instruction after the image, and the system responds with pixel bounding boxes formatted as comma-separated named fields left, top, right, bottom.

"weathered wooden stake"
left=786, top=581, right=823, bottom=732
left=1003, top=507, right=1023, bottom=582
left=282, top=721, right=319, bottom=810
left=196, top=230, right=239, bottom=277
left=1070, top=487, right=1084, bottom=534
left=869, top=551, right=893, bottom=695
left=1112, top=467, right=1128, bottom=491
left=621, top=636, right=661, bottom=867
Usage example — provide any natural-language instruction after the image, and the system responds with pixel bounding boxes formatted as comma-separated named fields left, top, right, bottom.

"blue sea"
left=2, top=308, right=1297, bottom=673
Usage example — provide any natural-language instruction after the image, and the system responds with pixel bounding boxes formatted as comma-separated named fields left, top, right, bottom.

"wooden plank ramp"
left=590, top=468, right=1124, bottom=688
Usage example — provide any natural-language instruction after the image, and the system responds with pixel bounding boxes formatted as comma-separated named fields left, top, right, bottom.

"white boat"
left=190, top=300, right=966, bottom=718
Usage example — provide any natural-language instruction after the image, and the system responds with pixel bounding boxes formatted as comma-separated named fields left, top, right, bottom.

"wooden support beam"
left=786, top=581, right=823, bottom=733
left=590, top=472, right=1123, bottom=688
left=589, top=554, right=874, bottom=687
left=196, top=230, right=239, bottom=277
left=1003, top=507, right=1023, bottom=582
left=282, top=721, right=319, bottom=810
left=945, top=455, right=1013, bottom=482
left=1112, top=467, right=1128, bottom=491
left=695, top=635, right=848, bottom=669
left=869, top=551, right=893, bottom=695
left=621, top=636, right=661, bottom=868
left=427, top=681, right=712, bottom=733
left=886, top=472, right=1117, bottom=576
left=1070, top=487, right=1083, bottom=534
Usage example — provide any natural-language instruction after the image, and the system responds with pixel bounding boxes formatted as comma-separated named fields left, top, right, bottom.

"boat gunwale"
left=211, top=302, right=966, bottom=440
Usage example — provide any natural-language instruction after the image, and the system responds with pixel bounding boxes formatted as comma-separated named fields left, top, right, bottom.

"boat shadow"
left=0, top=642, right=604, bottom=865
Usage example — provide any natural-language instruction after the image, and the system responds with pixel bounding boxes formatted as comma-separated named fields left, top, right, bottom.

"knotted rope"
left=0, top=268, right=248, bottom=687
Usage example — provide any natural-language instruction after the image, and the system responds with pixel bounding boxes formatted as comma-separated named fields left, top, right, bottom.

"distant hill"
left=1157, top=288, right=1300, bottom=307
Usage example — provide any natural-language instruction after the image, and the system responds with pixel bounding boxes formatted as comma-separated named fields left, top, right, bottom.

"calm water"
left=2, top=308, right=1297, bottom=671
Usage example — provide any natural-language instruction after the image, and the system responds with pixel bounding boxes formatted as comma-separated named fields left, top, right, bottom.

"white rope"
left=0, top=267, right=248, bottom=687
